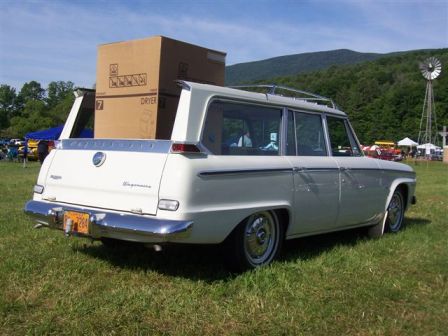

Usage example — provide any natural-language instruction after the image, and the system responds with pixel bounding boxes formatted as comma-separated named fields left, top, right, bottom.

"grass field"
left=0, top=160, right=447, bottom=335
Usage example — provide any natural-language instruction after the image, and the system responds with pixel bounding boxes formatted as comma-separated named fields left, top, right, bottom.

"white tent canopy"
left=417, top=143, right=441, bottom=155
left=397, top=137, right=418, bottom=147
left=417, top=143, right=441, bottom=149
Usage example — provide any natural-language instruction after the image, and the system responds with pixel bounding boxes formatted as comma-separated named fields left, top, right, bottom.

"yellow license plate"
left=63, top=211, right=90, bottom=235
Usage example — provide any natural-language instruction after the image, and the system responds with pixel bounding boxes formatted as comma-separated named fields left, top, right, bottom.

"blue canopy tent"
left=25, top=125, right=93, bottom=140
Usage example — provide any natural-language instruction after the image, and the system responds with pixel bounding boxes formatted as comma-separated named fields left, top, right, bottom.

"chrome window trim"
left=200, top=95, right=348, bottom=157
left=345, top=119, right=364, bottom=157
left=284, top=110, right=297, bottom=156
left=60, top=139, right=172, bottom=153
left=322, top=114, right=333, bottom=157
left=280, top=107, right=289, bottom=156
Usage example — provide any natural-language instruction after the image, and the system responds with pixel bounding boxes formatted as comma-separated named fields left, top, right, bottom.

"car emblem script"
left=92, top=152, right=106, bottom=167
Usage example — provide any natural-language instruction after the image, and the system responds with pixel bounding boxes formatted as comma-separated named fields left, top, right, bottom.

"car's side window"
left=202, top=100, right=282, bottom=156
left=327, top=116, right=361, bottom=157
left=294, top=111, right=328, bottom=156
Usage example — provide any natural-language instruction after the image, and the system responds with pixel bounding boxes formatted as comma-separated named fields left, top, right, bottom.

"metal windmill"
left=417, top=57, right=442, bottom=149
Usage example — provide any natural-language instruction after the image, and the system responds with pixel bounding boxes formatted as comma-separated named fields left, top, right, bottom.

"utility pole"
left=439, top=125, right=447, bottom=148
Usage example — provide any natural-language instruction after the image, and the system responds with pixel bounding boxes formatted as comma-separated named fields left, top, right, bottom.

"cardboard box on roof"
left=94, top=36, right=226, bottom=139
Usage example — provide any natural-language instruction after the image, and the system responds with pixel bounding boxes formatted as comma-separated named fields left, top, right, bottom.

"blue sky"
left=1, top=0, right=447, bottom=90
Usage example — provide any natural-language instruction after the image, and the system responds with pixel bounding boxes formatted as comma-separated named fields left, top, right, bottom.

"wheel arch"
left=385, top=178, right=415, bottom=212
left=223, top=205, right=292, bottom=242
left=273, top=208, right=291, bottom=235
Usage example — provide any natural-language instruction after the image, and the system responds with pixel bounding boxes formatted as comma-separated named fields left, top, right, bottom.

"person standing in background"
left=38, top=140, right=49, bottom=164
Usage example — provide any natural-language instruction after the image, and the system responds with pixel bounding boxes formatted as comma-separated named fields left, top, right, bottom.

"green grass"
left=1, top=161, right=447, bottom=335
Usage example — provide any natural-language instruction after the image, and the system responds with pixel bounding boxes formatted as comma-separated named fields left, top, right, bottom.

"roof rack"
left=229, top=84, right=337, bottom=109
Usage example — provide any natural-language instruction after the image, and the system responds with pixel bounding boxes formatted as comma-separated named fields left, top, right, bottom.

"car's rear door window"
left=293, top=111, right=327, bottom=156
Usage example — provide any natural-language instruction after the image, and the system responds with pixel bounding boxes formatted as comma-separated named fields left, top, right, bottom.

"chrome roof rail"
left=229, top=84, right=337, bottom=109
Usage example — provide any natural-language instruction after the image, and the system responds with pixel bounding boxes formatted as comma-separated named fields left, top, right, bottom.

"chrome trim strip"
left=294, top=167, right=339, bottom=172
left=382, top=169, right=416, bottom=176
left=24, top=200, right=193, bottom=242
left=197, top=166, right=415, bottom=177
left=198, top=168, right=293, bottom=177
left=60, top=139, right=172, bottom=153
left=348, top=167, right=415, bottom=176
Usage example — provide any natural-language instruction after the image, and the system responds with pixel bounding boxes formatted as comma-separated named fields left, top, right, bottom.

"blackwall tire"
left=385, top=189, right=405, bottom=233
left=225, top=211, right=284, bottom=272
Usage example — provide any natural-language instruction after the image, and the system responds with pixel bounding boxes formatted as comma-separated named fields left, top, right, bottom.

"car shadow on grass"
left=74, top=242, right=235, bottom=282
left=282, top=228, right=366, bottom=262
left=74, top=216, right=430, bottom=282
left=404, top=217, right=431, bottom=227
left=282, top=216, right=431, bottom=262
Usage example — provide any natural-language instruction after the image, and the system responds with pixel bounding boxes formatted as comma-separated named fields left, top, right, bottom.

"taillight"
left=158, top=199, right=180, bottom=211
left=171, top=143, right=201, bottom=153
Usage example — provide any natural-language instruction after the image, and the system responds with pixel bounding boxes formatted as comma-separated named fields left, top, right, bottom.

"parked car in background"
left=25, top=83, right=417, bottom=271
left=10, top=138, right=23, bottom=146
left=18, top=139, right=39, bottom=161
left=429, top=151, right=443, bottom=161
left=363, top=145, right=402, bottom=161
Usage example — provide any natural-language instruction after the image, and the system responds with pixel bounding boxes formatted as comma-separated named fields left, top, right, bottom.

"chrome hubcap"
left=244, top=212, right=278, bottom=265
left=388, top=193, right=403, bottom=232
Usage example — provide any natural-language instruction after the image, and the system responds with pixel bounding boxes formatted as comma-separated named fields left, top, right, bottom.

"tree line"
left=257, top=49, right=448, bottom=145
left=0, top=81, right=75, bottom=138
left=1, top=48, right=447, bottom=144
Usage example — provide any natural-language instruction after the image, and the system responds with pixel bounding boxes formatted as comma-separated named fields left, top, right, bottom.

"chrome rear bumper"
left=24, top=200, right=193, bottom=243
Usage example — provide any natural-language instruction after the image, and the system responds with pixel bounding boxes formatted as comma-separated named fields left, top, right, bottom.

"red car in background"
left=362, top=141, right=403, bottom=161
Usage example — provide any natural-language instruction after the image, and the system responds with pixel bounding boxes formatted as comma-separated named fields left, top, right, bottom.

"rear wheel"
left=385, top=189, right=405, bottom=233
left=225, top=211, right=284, bottom=271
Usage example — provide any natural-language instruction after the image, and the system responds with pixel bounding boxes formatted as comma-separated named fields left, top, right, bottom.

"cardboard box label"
left=110, top=64, right=119, bottom=76
left=109, top=71, right=148, bottom=88
left=141, top=96, right=157, bottom=105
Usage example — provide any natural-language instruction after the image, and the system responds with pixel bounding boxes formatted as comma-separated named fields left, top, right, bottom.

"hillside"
left=225, top=49, right=384, bottom=85
left=2, top=49, right=447, bottom=143
left=256, top=49, right=448, bottom=144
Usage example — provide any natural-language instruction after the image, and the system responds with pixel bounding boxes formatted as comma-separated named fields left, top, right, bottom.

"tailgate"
left=42, top=139, right=171, bottom=215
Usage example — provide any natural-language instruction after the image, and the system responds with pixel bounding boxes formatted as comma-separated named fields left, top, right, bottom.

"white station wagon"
left=25, top=82, right=416, bottom=271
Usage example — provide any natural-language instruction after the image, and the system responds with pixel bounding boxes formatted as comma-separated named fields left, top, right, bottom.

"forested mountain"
left=1, top=49, right=447, bottom=144
left=255, top=49, right=448, bottom=144
left=226, top=49, right=385, bottom=85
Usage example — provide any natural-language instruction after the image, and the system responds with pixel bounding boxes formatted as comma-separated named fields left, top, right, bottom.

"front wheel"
left=225, top=211, right=284, bottom=271
left=385, top=189, right=405, bottom=233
